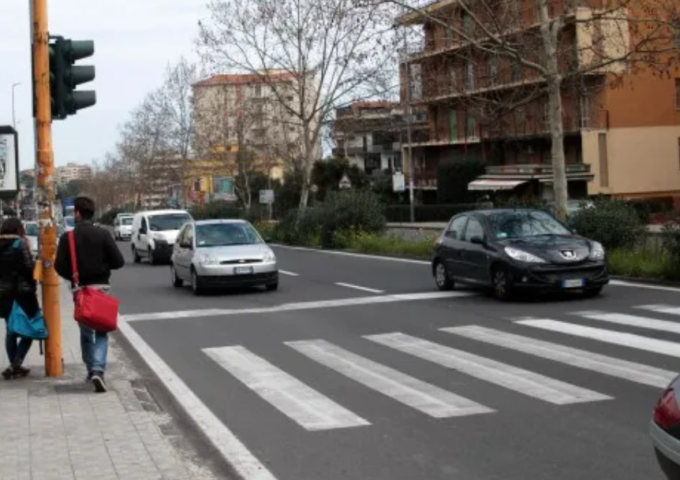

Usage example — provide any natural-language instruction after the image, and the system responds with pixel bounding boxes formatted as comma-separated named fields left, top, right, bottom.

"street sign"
left=339, top=174, right=352, bottom=189
left=392, top=172, right=405, bottom=192
left=213, top=176, right=237, bottom=202
left=310, top=184, right=319, bottom=193
left=259, top=189, right=274, bottom=204
left=0, top=126, right=19, bottom=200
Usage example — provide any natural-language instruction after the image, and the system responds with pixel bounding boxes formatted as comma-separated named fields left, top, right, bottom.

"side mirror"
left=470, top=236, right=486, bottom=245
left=264, top=237, right=272, bottom=243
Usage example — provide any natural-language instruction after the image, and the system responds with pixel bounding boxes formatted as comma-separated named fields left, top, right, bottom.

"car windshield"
left=487, top=210, right=571, bottom=240
left=120, top=217, right=133, bottom=226
left=24, top=223, right=39, bottom=236
left=196, top=223, right=263, bottom=247
left=149, top=214, right=191, bottom=232
left=64, top=217, right=75, bottom=227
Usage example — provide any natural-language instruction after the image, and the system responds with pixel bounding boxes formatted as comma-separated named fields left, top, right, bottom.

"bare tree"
left=384, top=0, right=679, bottom=219
left=198, top=0, right=398, bottom=212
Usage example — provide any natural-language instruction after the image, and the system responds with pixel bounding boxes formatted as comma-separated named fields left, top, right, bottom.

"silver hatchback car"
left=170, top=219, right=278, bottom=295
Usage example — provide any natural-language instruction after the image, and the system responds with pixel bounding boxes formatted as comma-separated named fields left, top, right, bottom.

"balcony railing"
left=481, top=109, right=608, bottom=140
left=332, top=146, right=366, bottom=156
left=485, top=163, right=591, bottom=176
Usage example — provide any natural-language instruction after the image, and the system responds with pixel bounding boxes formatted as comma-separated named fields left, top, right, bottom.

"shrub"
left=273, top=208, right=323, bottom=246
left=627, top=197, right=674, bottom=224
left=569, top=199, right=644, bottom=250
left=662, top=214, right=680, bottom=261
left=607, top=247, right=678, bottom=280
left=332, top=230, right=435, bottom=259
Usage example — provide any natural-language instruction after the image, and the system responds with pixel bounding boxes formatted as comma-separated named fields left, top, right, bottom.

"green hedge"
left=385, top=204, right=477, bottom=223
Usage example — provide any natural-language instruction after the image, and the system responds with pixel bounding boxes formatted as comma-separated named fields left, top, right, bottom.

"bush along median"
left=266, top=192, right=680, bottom=283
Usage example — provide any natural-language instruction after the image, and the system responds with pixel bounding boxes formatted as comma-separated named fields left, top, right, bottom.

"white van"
left=131, top=210, right=193, bottom=265
left=113, top=215, right=134, bottom=241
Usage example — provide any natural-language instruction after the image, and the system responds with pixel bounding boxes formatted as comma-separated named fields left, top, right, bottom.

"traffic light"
left=49, top=36, right=96, bottom=120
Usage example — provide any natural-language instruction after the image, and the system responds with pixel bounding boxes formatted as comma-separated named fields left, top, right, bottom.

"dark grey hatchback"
left=432, top=208, right=609, bottom=300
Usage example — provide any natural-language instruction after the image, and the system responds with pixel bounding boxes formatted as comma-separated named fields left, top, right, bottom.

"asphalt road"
left=111, top=240, right=680, bottom=480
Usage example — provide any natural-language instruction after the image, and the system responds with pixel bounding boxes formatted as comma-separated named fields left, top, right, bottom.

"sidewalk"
left=0, top=283, right=218, bottom=480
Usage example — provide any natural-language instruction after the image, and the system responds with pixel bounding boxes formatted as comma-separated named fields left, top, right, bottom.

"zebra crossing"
left=201, top=304, right=680, bottom=432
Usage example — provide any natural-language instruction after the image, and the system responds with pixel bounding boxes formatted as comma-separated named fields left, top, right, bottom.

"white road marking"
left=204, top=346, right=369, bottom=431
left=272, top=244, right=431, bottom=265
left=335, top=282, right=385, bottom=294
left=444, top=325, right=676, bottom=389
left=637, top=305, right=680, bottom=316
left=122, top=291, right=472, bottom=322
left=116, top=319, right=278, bottom=480
left=287, top=339, right=493, bottom=418
left=575, top=310, right=680, bottom=335
left=609, top=280, right=680, bottom=293
left=366, top=332, right=610, bottom=405
left=279, top=270, right=299, bottom=276
left=516, top=318, right=680, bottom=358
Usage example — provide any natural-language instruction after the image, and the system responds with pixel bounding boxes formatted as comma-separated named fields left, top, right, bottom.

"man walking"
left=55, top=197, right=124, bottom=393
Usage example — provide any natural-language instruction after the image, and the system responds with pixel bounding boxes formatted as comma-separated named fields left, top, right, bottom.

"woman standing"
left=0, top=218, right=39, bottom=379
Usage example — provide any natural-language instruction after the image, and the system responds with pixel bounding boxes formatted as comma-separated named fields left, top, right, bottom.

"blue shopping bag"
left=7, top=302, right=49, bottom=340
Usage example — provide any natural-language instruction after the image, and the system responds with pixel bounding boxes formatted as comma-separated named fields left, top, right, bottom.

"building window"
left=599, top=133, right=609, bottom=187
left=580, top=95, right=591, bottom=128
left=466, top=113, right=476, bottom=139
left=465, top=62, right=475, bottom=91
left=488, top=57, right=498, bottom=86
left=462, top=12, right=473, bottom=37
left=445, top=27, right=453, bottom=47
left=254, top=85, right=262, bottom=97
left=449, top=108, right=458, bottom=141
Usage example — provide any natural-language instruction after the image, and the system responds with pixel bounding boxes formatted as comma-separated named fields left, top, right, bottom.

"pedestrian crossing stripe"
left=365, top=332, right=611, bottom=405
left=573, top=310, right=680, bottom=335
left=203, top=346, right=370, bottom=431
left=637, top=305, right=680, bottom=316
left=515, top=318, right=680, bottom=358
left=287, top=339, right=493, bottom=418
left=443, top=325, right=676, bottom=388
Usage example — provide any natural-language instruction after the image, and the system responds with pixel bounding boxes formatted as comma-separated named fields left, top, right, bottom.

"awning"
left=467, top=179, right=527, bottom=191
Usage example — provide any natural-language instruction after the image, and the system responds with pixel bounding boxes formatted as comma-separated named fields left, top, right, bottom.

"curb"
left=114, top=319, right=277, bottom=480
left=610, top=275, right=680, bottom=288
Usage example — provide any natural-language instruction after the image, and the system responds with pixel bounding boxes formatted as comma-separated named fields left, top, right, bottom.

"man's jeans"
left=77, top=285, right=110, bottom=375
left=5, top=326, right=32, bottom=366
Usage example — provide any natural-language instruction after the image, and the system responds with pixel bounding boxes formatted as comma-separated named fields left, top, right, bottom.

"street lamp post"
left=12, top=82, right=21, bottom=129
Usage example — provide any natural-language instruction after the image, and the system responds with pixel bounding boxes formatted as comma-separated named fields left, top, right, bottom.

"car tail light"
left=654, top=388, right=680, bottom=431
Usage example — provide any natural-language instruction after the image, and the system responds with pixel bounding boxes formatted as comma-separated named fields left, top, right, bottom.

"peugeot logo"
left=560, top=250, right=576, bottom=259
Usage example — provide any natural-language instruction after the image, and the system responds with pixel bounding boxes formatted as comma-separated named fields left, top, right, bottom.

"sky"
left=0, top=0, right=206, bottom=171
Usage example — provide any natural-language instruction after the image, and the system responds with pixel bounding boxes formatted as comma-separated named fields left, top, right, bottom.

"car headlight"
left=263, top=251, right=276, bottom=262
left=504, top=246, right=547, bottom=264
left=198, top=254, right=219, bottom=265
left=589, top=241, right=605, bottom=260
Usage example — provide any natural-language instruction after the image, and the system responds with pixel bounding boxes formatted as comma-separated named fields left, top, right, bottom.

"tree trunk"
left=547, top=78, right=568, bottom=221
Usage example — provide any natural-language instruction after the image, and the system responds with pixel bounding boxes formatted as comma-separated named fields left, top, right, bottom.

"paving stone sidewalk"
left=0, top=283, right=219, bottom=480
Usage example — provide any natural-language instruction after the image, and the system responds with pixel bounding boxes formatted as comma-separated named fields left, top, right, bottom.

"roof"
left=193, top=72, right=299, bottom=87
left=135, top=210, right=191, bottom=217
left=193, top=219, right=248, bottom=226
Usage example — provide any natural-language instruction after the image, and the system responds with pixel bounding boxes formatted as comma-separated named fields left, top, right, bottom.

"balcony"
left=485, top=163, right=591, bottom=177
left=405, top=169, right=438, bottom=190
left=481, top=108, right=608, bottom=140
left=370, top=143, right=402, bottom=153
left=332, top=146, right=366, bottom=156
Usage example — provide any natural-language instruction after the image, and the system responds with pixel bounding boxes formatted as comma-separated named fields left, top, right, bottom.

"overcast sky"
left=0, top=0, right=205, bottom=171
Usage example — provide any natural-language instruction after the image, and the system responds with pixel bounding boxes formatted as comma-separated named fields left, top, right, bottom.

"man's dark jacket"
left=55, top=221, right=125, bottom=286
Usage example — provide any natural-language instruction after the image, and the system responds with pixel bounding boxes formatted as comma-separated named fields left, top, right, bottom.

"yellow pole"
left=32, top=0, right=62, bottom=377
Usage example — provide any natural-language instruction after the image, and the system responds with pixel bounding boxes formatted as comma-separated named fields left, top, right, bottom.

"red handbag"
left=68, top=231, right=119, bottom=332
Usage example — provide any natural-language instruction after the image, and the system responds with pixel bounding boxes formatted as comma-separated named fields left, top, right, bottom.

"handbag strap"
left=67, top=231, right=80, bottom=288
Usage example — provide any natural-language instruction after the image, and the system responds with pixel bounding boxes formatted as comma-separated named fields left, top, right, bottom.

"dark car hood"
left=498, top=234, right=594, bottom=265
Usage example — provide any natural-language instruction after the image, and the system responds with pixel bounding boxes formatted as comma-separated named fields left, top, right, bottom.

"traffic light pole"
left=32, top=0, right=62, bottom=377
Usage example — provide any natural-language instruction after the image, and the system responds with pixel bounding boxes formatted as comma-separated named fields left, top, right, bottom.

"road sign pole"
left=32, top=0, right=62, bottom=377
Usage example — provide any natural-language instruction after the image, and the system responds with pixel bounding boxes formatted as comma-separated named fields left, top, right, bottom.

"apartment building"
left=192, top=70, right=321, bottom=181
left=397, top=0, right=680, bottom=201
left=56, top=162, right=92, bottom=185
left=332, top=101, right=429, bottom=175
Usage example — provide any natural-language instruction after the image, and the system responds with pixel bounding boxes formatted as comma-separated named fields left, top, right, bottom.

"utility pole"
left=32, top=0, right=62, bottom=377
left=402, top=27, right=415, bottom=223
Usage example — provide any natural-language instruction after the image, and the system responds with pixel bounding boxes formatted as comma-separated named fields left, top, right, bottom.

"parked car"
left=114, top=215, right=134, bottom=241
left=651, top=377, right=680, bottom=479
left=432, top=208, right=609, bottom=300
left=131, top=210, right=192, bottom=265
left=24, top=221, right=39, bottom=258
left=170, top=219, right=278, bottom=295
left=63, top=215, right=75, bottom=233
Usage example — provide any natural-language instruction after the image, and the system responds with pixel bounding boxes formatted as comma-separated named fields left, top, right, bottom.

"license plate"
left=234, top=266, right=254, bottom=275
left=561, top=279, right=584, bottom=289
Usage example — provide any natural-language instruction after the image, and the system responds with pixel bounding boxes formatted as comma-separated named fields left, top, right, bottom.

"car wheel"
left=266, top=282, right=279, bottom=292
left=492, top=266, right=513, bottom=301
left=148, top=248, right=155, bottom=266
left=132, top=246, right=141, bottom=264
left=434, top=261, right=454, bottom=291
left=171, top=265, right=183, bottom=288
left=583, top=286, right=603, bottom=298
left=191, top=269, right=203, bottom=295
